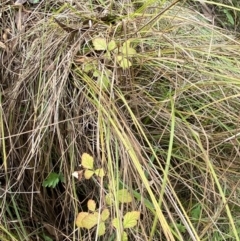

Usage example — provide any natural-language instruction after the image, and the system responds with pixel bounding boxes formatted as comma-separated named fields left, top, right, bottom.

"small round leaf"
left=84, top=169, right=95, bottom=179
left=101, top=208, right=110, bottom=221
left=97, top=222, right=106, bottom=236
left=87, top=199, right=96, bottom=212
left=81, top=153, right=94, bottom=169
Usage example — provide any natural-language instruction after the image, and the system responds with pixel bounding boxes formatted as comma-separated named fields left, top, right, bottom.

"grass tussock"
left=1, top=0, right=240, bottom=240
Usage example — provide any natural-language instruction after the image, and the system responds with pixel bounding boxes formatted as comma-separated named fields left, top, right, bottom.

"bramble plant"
left=92, top=38, right=136, bottom=69
left=79, top=38, right=136, bottom=90
left=73, top=153, right=140, bottom=239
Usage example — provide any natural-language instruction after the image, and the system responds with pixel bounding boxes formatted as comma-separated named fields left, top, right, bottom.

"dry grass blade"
left=1, top=0, right=240, bottom=240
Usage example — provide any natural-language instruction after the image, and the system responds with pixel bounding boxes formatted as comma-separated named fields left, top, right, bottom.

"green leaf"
left=87, top=199, right=96, bottom=212
left=58, top=173, right=65, bottom=182
left=101, top=208, right=110, bottom=221
left=223, top=9, right=234, bottom=25
left=92, top=38, right=107, bottom=50
left=97, top=222, right=106, bottom=236
left=42, top=172, right=63, bottom=188
left=81, top=153, right=94, bottom=169
left=108, top=40, right=117, bottom=51
left=117, top=189, right=132, bottom=203
left=190, top=204, right=201, bottom=220
left=123, top=211, right=140, bottom=228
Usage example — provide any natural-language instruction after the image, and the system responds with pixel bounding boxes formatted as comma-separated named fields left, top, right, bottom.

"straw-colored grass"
left=1, top=0, right=240, bottom=240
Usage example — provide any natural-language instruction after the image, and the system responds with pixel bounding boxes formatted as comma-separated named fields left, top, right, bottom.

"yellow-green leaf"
left=97, top=222, right=106, bottom=236
left=123, top=211, right=140, bottom=228
left=93, top=69, right=101, bottom=77
left=84, top=169, right=95, bottom=179
left=92, top=37, right=107, bottom=51
left=82, top=213, right=99, bottom=229
left=105, top=193, right=113, bottom=205
left=87, top=199, right=96, bottom=212
left=76, top=212, right=88, bottom=227
left=112, top=218, right=121, bottom=229
left=83, top=62, right=95, bottom=73
left=101, top=208, right=110, bottom=221
left=108, top=40, right=117, bottom=51
left=122, top=47, right=136, bottom=56
left=120, top=58, right=132, bottom=69
left=117, top=55, right=123, bottom=61
left=122, top=40, right=131, bottom=49
left=104, top=51, right=111, bottom=60
left=98, top=74, right=110, bottom=91
left=114, top=232, right=128, bottom=241
left=122, top=231, right=128, bottom=241
left=117, top=189, right=132, bottom=203
left=94, top=168, right=105, bottom=178
left=81, top=153, right=94, bottom=169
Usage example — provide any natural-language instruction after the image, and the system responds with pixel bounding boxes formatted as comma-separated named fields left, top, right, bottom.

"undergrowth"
left=1, top=0, right=240, bottom=240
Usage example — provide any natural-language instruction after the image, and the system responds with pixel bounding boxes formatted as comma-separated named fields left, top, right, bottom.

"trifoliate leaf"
left=92, top=38, right=107, bottom=51
left=117, top=189, right=132, bottom=203
left=112, top=218, right=121, bottom=229
left=95, top=168, right=105, bottom=178
left=84, top=169, right=95, bottom=179
left=81, top=153, right=94, bottom=169
left=101, top=208, right=110, bottom=221
left=97, top=222, right=106, bottom=236
left=76, top=212, right=88, bottom=227
left=82, top=213, right=99, bottom=229
left=87, top=199, right=96, bottom=212
left=123, top=211, right=140, bottom=228
left=108, top=40, right=117, bottom=51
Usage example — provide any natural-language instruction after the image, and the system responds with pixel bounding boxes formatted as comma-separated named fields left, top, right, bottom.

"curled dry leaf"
left=72, top=170, right=84, bottom=181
